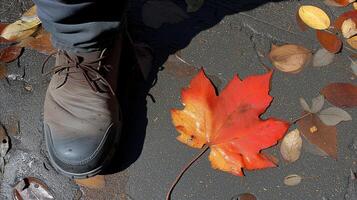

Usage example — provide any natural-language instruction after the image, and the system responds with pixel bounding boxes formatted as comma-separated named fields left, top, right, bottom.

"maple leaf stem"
left=166, top=145, right=210, bottom=200
left=291, top=112, right=312, bottom=124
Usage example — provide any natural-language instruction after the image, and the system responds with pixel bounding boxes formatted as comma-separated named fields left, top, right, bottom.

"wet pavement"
left=0, top=0, right=357, bottom=199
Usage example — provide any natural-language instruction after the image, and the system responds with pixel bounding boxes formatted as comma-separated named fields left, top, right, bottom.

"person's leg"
left=34, top=0, right=124, bottom=52
left=33, top=0, right=126, bottom=178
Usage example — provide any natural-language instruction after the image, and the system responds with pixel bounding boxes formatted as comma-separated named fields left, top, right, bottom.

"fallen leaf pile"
left=0, top=6, right=55, bottom=79
left=171, top=69, right=289, bottom=176
left=292, top=4, right=357, bottom=77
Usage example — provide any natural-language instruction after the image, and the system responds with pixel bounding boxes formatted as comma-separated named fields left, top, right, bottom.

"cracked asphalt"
left=0, top=0, right=356, bottom=199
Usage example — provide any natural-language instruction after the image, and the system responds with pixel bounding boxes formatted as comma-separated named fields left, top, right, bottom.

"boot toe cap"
left=44, top=123, right=118, bottom=178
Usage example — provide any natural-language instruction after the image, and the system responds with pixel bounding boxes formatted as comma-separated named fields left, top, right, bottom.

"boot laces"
left=42, top=49, right=115, bottom=95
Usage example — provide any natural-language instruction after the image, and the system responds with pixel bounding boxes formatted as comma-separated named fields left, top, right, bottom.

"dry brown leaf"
left=19, top=28, right=55, bottom=55
left=298, top=5, right=330, bottom=30
left=284, top=174, right=302, bottom=186
left=74, top=175, right=105, bottom=189
left=297, top=113, right=337, bottom=159
left=268, top=44, right=311, bottom=73
left=316, top=30, right=342, bottom=53
left=0, top=46, right=23, bottom=63
left=280, top=129, right=303, bottom=163
left=321, top=83, right=357, bottom=107
left=342, top=18, right=357, bottom=38
left=13, top=177, right=54, bottom=200
left=1, top=16, right=41, bottom=41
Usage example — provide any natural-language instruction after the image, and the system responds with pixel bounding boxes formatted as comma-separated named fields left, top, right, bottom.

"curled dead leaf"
left=298, top=5, right=330, bottom=30
left=342, top=18, right=357, bottom=38
left=269, top=44, right=311, bottom=73
left=1, top=17, right=41, bottom=41
left=13, top=177, right=54, bottom=200
left=335, top=10, right=357, bottom=31
left=280, top=129, right=303, bottom=163
left=316, top=30, right=342, bottom=53
left=284, top=174, right=302, bottom=186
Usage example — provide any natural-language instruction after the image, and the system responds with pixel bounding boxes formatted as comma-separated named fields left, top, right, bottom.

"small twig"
left=166, top=145, right=209, bottom=200
left=290, top=112, right=312, bottom=124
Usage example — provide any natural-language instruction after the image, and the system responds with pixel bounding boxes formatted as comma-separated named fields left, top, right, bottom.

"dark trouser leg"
left=33, top=0, right=124, bottom=53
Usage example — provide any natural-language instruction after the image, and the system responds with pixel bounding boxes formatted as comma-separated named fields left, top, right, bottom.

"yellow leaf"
left=74, top=175, right=105, bottom=189
left=298, top=5, right=330, bottom=30
left=1, top=17, right=41, bottom=41
left=354, top=2, right=357, bottom=10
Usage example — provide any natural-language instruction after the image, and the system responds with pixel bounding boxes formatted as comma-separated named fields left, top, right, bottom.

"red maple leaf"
left=171, top=69, right=290, bottom=176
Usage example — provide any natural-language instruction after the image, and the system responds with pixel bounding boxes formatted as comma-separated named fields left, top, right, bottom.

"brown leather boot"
left=43, top=38, right=122, bottom=179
